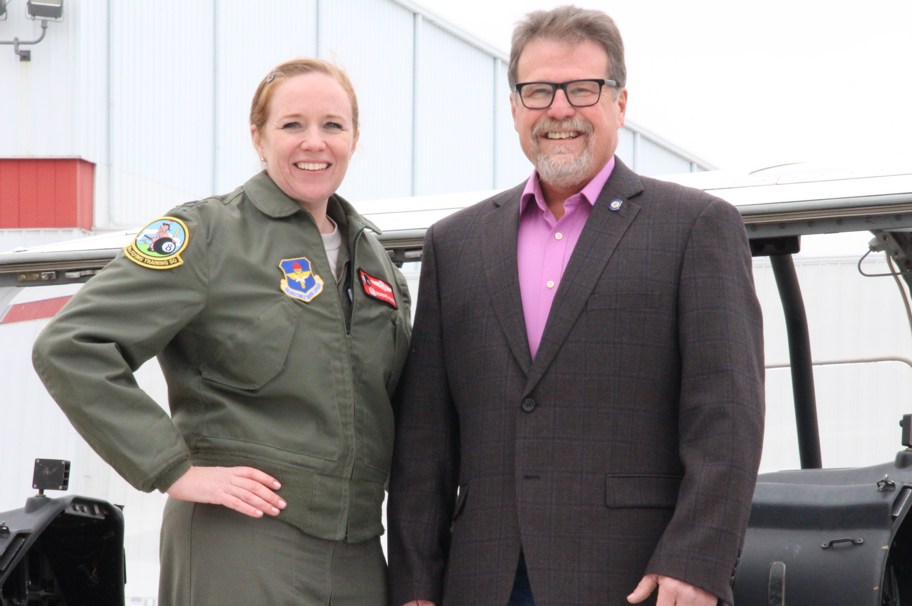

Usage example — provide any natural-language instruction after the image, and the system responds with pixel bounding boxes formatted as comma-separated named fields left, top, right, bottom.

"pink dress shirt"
left=517, top=157, right=616, bottom=360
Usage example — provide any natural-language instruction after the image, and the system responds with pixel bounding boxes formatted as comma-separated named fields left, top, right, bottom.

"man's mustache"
left=531, top=118, right=594, bottom=139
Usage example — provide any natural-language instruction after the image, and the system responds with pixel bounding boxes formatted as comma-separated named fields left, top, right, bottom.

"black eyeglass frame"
left=513, top=79, right=618, bottom=109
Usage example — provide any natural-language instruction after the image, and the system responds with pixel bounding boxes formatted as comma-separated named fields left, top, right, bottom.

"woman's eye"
left=325, top=122, right=343, bottom=130
left=281, top=122, right=301, bottom=129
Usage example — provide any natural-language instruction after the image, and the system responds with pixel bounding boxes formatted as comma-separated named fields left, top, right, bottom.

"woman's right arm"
left=29, top=210, right=278, bottom=517
left=32, top=219, right=207, bottom=493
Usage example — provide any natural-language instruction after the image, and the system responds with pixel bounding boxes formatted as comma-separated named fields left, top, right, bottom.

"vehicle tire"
left=152, top=237, right=175, bottom=254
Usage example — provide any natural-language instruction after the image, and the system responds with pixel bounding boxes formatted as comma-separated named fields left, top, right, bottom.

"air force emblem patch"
left=359, top=269, right=397, bottom=309
left=125, top=217, right=189, bottom=269
left=279, top=257, right=324, bottom=302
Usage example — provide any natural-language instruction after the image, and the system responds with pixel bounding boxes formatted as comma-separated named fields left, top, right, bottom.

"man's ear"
left=511, top=93, right=519, bottom=133
left=616, top=88, right=628, bottom=129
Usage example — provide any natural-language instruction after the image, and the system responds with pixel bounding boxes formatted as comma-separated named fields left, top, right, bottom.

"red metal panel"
left=0, top=159, right=95, bottom=229
left=0, top=161, right=20, bottom=227
left=55, top=159, right=78, bottom=227
left=18, top=161, right=39, bottom=227
left=35, top=160, right=57, bottom=227
left=1, top=296, right=73, bottom=324
left=76, top=159, right=94, bottom=230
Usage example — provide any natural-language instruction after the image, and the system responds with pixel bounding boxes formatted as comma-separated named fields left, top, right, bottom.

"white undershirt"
left=321, top=218, right=342, bottom=282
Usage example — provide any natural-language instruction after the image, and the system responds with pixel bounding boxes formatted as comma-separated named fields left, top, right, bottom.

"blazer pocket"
left=588, top=292, right=659, bottom=311
left=605, top=474, right=682, bottom=508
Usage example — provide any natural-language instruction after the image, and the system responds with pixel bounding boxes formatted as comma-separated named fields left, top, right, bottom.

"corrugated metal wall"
left=109, top=1, right=216, bottom=225
left=413, top=18, right=494, bottom=195
left=0, top=0, right=709, bottom=239
left=319, top=0, right=414, bottom=201
left=214, top=0, right=318, bottom=195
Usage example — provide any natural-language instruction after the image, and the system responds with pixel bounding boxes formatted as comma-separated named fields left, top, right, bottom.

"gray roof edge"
left=623, top=118, right=717, bottom=171
left=390, top=0, right=510, bottom=62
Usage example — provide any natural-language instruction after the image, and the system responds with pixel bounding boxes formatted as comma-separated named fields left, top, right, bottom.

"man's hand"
left=166, top=466, right=286, bottom=518
left=628, top=574, right=717, bottom=606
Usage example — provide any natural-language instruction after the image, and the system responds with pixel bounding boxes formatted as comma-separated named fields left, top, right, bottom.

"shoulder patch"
left=359, top=269, right=397, bottom=309
left=125, top=217, right=190, bottom=269
left=279, top=257, right=324, bottom=302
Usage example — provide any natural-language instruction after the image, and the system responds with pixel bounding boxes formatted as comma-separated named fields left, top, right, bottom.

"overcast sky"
left=415, top=0, right=912, bottom=172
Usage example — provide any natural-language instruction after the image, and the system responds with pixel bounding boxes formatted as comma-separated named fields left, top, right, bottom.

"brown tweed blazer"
left=387, top=159, right=764, bottom=606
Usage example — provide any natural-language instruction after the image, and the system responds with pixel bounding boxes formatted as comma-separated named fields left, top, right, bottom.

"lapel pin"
left=609, top=199, right=623, bottom=211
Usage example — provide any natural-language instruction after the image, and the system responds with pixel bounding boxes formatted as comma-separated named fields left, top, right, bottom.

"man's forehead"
left=516, top=37, right=610, bottom=79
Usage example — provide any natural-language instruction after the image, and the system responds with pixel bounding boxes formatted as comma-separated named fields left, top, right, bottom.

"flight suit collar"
left=245, top=171, right=383, bottom=236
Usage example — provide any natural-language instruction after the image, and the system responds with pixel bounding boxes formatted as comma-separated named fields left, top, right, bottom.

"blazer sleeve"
left=387, top=224, right=460, bottom=606
left=31, top=207, right=210, bottom=493
left=645, top=197, right=765, bottom=606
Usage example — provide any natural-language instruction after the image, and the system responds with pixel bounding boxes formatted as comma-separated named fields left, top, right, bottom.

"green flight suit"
left=32, top=171, right=411, bottom=543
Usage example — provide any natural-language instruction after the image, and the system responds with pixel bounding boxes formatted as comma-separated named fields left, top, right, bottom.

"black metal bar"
left=770, top=254, right=822, bottom=469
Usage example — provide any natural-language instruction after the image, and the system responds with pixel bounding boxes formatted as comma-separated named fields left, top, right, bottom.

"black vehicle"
left=3, top=161, right=912, bottom=604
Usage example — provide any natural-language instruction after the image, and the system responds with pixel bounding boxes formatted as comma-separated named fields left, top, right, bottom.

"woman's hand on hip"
left=166, top=466, right=286, bottom=518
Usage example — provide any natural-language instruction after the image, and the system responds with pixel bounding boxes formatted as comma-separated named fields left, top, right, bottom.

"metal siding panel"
left=214, top=0, right=318, bottom=195
left=320, top=0, right=414, bottom=202
left=414, top=21, right=494, bottom=196
left=615, top=126, right=635, bottom=169
left=18, top=161, right=38, bottom=226
left=110, top=1, right=215, bottom=226
left=72, top=1, right=110, bottom=163
left=0, top=2, right=106, bottom=160
left=35, top=161, right=55, bottom=227
left=54, top=159, right=77, bottom=227
left=0, top=161, right=20, bottom=227
left=76, top=159, right=94, bottom=230
left=494, top=60, right=533, bottom=189
left=636, top=137, right=693, bottom=176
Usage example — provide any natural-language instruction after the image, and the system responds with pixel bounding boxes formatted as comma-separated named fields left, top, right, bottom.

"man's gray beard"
left=533, top=137, right=596, bottom=190
left=530, top=118, right=597, bottom=190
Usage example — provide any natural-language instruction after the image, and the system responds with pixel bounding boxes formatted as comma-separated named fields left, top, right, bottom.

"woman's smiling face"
left=252, top=72, right=359, bottom=212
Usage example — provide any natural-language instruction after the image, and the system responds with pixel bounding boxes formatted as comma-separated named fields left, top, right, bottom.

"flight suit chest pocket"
left=201, top=299, right=301, bottom=390
left=605, top=474, right=682, bottom=508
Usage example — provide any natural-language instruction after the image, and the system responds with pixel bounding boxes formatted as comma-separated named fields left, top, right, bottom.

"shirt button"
left=555, top=233, right=563, bottom=240
left=521, top=398, right=536, bottom=412
left=546, top=281, right=555, bottom=288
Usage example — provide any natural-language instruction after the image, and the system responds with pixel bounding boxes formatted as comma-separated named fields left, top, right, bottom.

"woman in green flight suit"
left=33, top=58, right=411, bottom=605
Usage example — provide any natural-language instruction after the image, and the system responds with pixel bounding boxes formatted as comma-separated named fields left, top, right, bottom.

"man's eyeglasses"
left=514, top=79, right=617, bottom=110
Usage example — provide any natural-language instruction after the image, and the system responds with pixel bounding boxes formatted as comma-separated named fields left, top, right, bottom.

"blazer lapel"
left=524, top=160, right=644, bottom=395
left=482, top=185, right=534, bottom=376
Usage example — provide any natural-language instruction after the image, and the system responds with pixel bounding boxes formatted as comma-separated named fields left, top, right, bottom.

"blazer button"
left=521, top=398, right=536, bottom=412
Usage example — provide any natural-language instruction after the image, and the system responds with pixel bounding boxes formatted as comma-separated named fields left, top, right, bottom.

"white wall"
left=0, top=0, right=706, bottom=242
left=756, top=253, right=912, bottom=473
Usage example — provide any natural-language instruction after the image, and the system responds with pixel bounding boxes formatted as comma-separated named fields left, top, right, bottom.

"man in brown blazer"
left=388, top=6, right=764, bottom=606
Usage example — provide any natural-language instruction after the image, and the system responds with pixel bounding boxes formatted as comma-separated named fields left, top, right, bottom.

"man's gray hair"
left=508, top=5, right=626, bottom=92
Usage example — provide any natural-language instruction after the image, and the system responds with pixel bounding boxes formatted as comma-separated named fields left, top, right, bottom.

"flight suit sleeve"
left=32, top=207, right=211, bottom=493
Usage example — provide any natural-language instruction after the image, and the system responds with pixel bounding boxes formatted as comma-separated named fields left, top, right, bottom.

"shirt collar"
left=520, top=155, right=617, bottom=215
